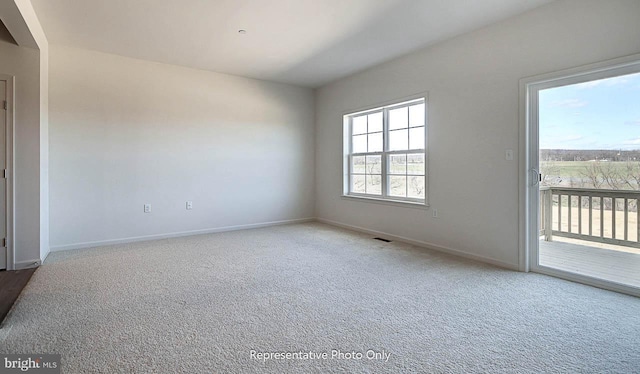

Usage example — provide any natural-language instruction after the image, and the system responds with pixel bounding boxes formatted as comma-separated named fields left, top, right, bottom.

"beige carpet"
left=1, top=223, right=639, bottom=373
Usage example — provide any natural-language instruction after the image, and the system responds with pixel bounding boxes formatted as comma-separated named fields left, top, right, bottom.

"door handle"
left=531, top=169, right=540, bottom=186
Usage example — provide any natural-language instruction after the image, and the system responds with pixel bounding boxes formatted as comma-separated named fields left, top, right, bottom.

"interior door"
left=0, top=79, right=6, bottom=270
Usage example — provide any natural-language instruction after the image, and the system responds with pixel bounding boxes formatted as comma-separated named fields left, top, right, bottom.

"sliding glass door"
left=525, top=57, right=640, bottom=296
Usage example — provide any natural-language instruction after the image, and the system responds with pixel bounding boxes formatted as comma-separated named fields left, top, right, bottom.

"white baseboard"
left=48, top=216, right=518, bottom=272
left=40, top=248, right=50, bottom=264
left=317, top=217, right=519, bottom=271
left=15, top=259, right=41, bottom=269
left=50, top=217, right=316, bottom=252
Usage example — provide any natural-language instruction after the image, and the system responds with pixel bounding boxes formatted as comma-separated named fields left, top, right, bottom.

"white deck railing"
left=540, top=187, right=640, bottom=248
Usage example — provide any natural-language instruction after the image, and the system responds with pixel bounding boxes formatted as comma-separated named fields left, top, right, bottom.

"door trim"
left=519, top=54, right=640, bottom=297
left=0, top=74, right=14, bottom=271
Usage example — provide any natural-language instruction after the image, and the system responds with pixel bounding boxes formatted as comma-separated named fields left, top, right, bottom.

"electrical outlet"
left=186, top=201, right=193, bottom=210
left=432, top=208, right=438, bottom=218
left=144, top=204, right=151, bottom=213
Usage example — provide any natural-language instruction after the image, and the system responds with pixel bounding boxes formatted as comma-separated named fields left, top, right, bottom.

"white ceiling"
left=30, top=0, right=553, bottom=87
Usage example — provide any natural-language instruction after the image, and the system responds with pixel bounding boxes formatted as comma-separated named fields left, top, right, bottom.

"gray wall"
left=49, top=46, right=315, bottom=249
left=315, top=0, right=640, bottom=268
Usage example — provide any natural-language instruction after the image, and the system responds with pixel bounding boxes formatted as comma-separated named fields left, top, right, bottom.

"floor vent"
left=373, top=237, right=391, bottom=243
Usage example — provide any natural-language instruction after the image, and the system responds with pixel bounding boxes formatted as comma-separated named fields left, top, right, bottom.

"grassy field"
left=541, top=161, right=640, bottom=190
left=541, top=161, right=640, bottom=178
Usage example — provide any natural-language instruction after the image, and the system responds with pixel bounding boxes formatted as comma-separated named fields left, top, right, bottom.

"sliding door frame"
left=519, top=54, right=640, bottom=297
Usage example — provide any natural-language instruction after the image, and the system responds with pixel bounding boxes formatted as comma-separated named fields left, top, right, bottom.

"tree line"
left=541, top=149, right=640, bottom=162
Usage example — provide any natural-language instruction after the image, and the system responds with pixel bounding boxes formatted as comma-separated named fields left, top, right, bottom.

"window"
left=344, top=98, right=426, bottom=204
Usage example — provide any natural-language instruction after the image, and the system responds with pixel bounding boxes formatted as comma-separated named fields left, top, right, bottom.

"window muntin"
left=346, top=99, right=426, bottom=203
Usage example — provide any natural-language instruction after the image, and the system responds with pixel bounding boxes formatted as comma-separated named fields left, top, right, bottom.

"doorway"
left=0, top=75, right=11, bottom=271
left=523, top=56, right=640, bottom=296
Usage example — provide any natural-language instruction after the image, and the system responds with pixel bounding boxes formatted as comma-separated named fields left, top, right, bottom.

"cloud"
left=563, top=135, right=585, bottom=142
left=575, top=75, right=631, bottom=89
left=624, top=119, right=640, bottom=126
left=550, top=99, right=587, bottom=108
left=623, top=138, right=640, bottom=145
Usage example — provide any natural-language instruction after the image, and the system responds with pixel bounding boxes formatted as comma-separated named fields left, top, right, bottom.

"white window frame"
left=343, top=95, right=428, bottom=207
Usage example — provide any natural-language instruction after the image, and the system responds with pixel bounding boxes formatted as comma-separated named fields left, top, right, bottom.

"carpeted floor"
left=1, top=223, right=639, bottom=373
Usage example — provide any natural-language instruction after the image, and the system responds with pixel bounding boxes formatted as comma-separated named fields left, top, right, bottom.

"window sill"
left=341, top=194, right=429, bottom=210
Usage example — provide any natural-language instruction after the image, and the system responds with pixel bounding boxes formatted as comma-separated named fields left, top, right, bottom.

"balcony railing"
left=540, top=187, right=640, bottom=248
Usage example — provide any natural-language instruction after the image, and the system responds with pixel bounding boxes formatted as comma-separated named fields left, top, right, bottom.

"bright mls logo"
left=1, top=355, right=60, bottom=373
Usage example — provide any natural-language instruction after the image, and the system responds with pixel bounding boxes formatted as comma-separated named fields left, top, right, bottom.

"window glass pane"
left=408, top=176, right=425, bottom=198
left=389, top=107, right=408, bottom=130
left=346, top=99, right=426, bottom=201
left=353, top=116, right=367, bottom=135
left=368, top=132, right=383, bottom=152
left=409, top=126, right=425, bottom=149
left=368, top=112, right=383, bottom=133
left=366, top=175, right=382, bottom=195
left=389, top=154, right=406, bottom=174
left=407, top=153, right=425, bottom=175
left=366, top=155, right=381, bottom=174
left=389, top=176, right=407, bottom=197
left=353, top=134, right=367, bottom=153
left=352, top=156, right=365, bottom=174
left=389, top=129, right=408, bottom=151
left=352, top=175, right=365, bottom=194
left=409, top=103, right=425, bottom=127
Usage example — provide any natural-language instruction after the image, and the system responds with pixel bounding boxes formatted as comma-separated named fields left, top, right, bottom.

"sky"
left=539, top=71, right=640, bottom=150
